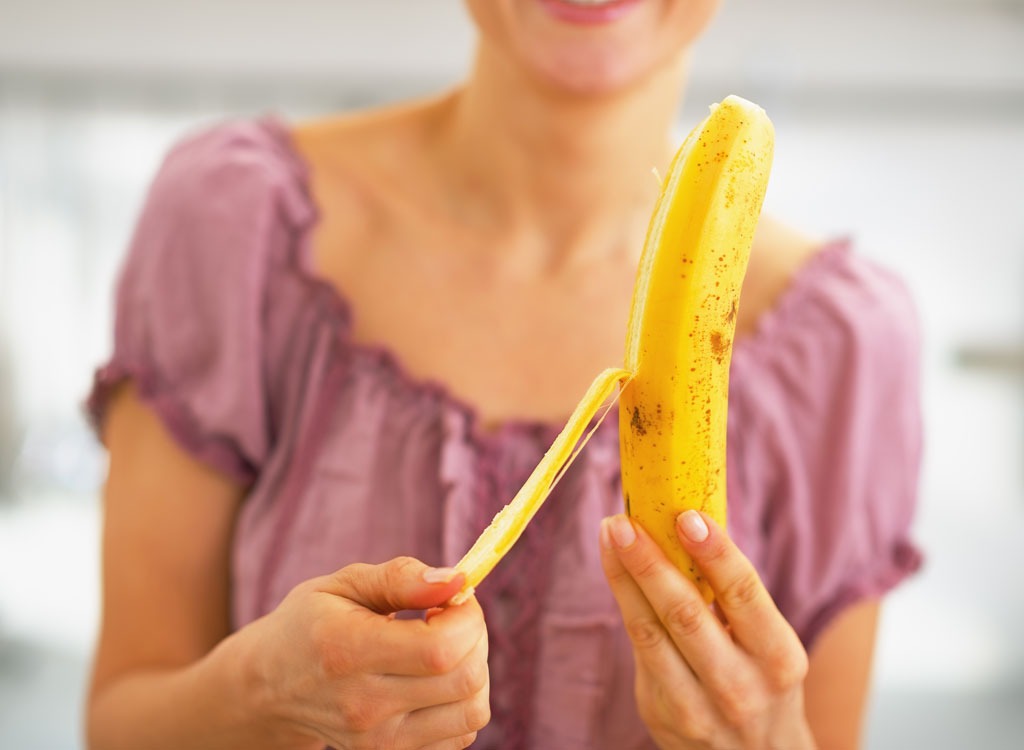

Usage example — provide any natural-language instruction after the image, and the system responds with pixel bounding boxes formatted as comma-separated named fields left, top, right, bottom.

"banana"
left=620, top=95, right=774, bottom=600
left=450, top=96, right=773, bottom=604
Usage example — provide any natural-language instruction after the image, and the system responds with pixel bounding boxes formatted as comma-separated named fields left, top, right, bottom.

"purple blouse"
left=88, top=119, right=922, bottom=750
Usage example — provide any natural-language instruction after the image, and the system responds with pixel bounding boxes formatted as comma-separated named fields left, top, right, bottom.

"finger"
left=599, top=528, right=718, bottom=733
left=386, top=595, right=486, bottom=678
left=417, top=733, right=478, bottom=750
left=325, top=556, right=466, bottom=614
left=675, top=511, right=804, bottom=668
left=323, top=594, right=487, bottom=677
left=601, top=515, right=751, bottom=692
left=599, top=524, right=702, bottom=688
left=385, top=625, right=489, bottom=711
left=399, top=686, right=491, bottom=748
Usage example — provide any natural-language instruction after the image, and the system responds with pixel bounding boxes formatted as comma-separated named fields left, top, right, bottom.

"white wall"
left=1, top=0, right=1021, bottom=97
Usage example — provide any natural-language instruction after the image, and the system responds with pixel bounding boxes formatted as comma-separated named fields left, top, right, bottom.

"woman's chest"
left=314, top=216, right=638, bottom=428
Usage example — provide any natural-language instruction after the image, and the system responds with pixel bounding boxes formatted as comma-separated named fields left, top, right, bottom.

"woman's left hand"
left=599, top=510, right=816, bottom=750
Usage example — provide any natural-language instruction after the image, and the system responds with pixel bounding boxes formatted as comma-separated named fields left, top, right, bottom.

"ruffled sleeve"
left=87, top=120, right=305, bottom=485
left=731, top=244, right=923, bottom=649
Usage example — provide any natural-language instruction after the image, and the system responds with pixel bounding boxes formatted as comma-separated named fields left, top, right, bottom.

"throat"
left=428, top=87, right=677, bottom=267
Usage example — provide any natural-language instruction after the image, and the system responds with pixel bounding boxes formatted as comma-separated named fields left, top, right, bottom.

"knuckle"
left=469, top=611, right=489, bottom=645
left=310, top=616, right=354, bottom=677
left=717, top=678, right=763, bottom=727
left=422, top=640, right=460, bottom=675
left=663, top=598, right=707, bottom=639
left=632, top=555, right=662, bottom=582
left=718, top=572, right=762, bottom=611
left=767, top=645, right=809, bottom=691
left=438, top=734, right=478, bottom=750
left=285, top=577, right=318, bottom=600
left=625, top=615, right=666, bottom=650
left=457, top=655, right=489, bottom=697
left=679, top=708, right=714, bottom=744
left=463, top=691, right=492, bottom=732
left=387, top=556, right=422, bottom=586
left=701, top=537, right=731, bottom=565
left=331, top=562, right=371, bottom=593
left=339, top=695, right=381, bottom=734
left=604, top=564, right=634, bottom=587
left=392, top=555, right=421, bottom=573
left=648, top=682, right=712, bottom=742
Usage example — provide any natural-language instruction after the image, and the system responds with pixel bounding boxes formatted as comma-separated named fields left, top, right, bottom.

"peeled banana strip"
left=450, top=367, right=631, bottom=604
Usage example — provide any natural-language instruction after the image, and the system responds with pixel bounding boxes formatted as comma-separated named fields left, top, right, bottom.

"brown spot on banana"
left=630, top=405, right=648, bottom=436
left=709, top=330, right=731, bottom=364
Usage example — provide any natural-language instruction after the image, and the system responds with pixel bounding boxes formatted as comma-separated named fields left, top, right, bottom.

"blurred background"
left=1, top=0, right=1022, bottom=747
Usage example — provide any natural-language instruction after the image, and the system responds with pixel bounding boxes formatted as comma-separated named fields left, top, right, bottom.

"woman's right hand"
left=237, top=556, right=490, bottom=750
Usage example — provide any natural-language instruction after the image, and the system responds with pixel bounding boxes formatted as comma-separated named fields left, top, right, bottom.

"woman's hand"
left=599, top=511, right=815, bottom=750
left=236, top=556, right=490, bottom=750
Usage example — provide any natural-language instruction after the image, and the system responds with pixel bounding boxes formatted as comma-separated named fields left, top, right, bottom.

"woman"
left=85, top=1, right=922, bottom=748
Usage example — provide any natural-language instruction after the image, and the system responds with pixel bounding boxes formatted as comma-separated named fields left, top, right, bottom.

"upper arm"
left=732, top=249, right=922, bottom=744
left=738, top=247, right=923, bottom=646
left=84, top=121, right=298, bottom=694
left=803, top=599, right=881, bottom=750
left=90, top=383, right=245, bottom=696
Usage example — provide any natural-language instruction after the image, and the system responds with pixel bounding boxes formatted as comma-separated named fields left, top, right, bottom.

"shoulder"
left=117, top=117, right=321, bottom=331
left=740, top=217, right=919, bottom=360
left=734, top=227, right=921, bottom=432
left=739, top=218, right=821, bottom=337
left=122, top=116, right=316, bottom=299
left=732, top=219, right=922, bottom=446
left=289, top=96, right=441, bottom=176
left=144, top=117, right=313, bottom=235
left=288, top=97, right=444, bottom=212
left=286, top=97, right=448, bottom=276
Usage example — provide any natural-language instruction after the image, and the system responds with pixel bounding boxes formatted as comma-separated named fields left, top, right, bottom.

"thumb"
left=326, top=556, right=465, bottom=614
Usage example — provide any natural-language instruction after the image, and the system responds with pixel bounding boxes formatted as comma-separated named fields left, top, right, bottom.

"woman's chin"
left=525, top=47, right=676, bottom=99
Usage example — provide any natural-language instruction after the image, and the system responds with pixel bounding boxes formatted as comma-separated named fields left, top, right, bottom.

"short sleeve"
left=87, top=120, right=301, bottom=485
left=734, top=246, right=923, bottom=649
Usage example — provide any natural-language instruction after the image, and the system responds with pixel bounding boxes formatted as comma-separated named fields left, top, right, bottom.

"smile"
left=539, top=0, right=645, bottom=25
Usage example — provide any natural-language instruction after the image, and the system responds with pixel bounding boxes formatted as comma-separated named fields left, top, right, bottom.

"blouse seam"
left=87, top=360, right=257, bottom=486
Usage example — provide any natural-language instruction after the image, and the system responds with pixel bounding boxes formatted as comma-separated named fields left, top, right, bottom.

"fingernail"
left=677, top=510, right=709, bottom=543
left=422, top=567, right=458, bottom=584
left=608, top=515, right=637, bottom=548
left=599, top=518, right=614, bottom=550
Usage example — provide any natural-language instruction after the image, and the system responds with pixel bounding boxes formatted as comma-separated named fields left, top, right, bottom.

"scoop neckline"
left=258, top=114, right=851, bottom=445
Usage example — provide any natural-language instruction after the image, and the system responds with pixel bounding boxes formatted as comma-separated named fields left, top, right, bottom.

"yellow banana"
left=620, top=95, right=774, bottom=601
left=451, top=96, right=773, bottom=604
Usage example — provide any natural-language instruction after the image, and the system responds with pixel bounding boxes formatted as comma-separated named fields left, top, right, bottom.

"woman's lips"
left=537, top=0, right=646, bottom=26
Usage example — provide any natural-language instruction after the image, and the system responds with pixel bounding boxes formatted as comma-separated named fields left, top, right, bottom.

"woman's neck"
left=431, top=43, right=687, bottom=270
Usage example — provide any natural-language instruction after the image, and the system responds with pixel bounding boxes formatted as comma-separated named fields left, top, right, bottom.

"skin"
left=600, top=513, right=881, bottom=750
left=601, top=512, right=814, bottom=748
left=87, top=1, right=882, bottom=748
left=89, top=386, right=489, bottom=750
